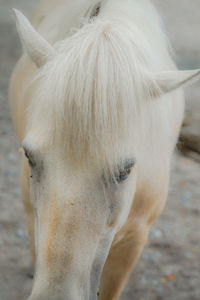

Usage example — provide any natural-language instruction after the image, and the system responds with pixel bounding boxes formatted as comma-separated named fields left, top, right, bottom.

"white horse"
left=9, top=0, right=200, bottom=299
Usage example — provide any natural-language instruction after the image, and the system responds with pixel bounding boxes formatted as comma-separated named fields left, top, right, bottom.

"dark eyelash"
left=24, top=150, right=35, bottom=168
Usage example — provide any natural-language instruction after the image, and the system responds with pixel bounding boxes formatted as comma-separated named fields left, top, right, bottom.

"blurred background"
left=0, top=1, right=199, bottom=299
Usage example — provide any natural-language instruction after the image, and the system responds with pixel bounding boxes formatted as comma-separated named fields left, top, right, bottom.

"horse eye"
left=117, top=167, right=132, bottom=183
left=102, top=159, right=135, bottom=186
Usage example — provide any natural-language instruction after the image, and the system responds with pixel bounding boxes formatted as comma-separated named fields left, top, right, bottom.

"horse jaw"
left=13, top=9, right=56, bottom=67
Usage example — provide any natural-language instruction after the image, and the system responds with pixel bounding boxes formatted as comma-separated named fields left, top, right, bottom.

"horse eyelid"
left=123, top=159, right=136, bottom=170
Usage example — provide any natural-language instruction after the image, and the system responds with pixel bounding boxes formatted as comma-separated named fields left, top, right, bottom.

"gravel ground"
left=0, top=1, right=199, bottom=299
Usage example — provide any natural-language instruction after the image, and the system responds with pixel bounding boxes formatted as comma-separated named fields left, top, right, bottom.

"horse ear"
left=13, top=9, right=56, bottom=67
left=152, top=69, right=200, bottom=96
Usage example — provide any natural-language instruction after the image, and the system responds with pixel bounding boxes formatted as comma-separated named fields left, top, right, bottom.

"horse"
left=9, top=0, right=200, bottom=299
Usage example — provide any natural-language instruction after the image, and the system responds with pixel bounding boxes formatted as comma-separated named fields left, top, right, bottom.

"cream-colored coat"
left=9, top=1, right=200, bottom=299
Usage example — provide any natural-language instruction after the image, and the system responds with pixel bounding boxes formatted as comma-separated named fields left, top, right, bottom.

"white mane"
left=26, top=0, right=170, bottom=167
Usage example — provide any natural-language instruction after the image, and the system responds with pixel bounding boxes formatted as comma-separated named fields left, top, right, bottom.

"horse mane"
left=27, top=2, right=168, bottom=167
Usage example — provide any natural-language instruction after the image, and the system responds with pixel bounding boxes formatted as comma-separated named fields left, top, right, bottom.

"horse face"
left=22, top=133, right=137, bottom=300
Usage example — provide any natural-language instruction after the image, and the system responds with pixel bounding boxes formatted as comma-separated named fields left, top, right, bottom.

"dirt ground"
left=0, top=1, right=199, bottom=299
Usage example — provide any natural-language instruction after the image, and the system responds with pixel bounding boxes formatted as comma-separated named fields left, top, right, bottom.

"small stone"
left=183, top=191, right=192, bottom=201
left=7, top=153, right=16, bottom=161
left=185, top=252, right=194, bottom=259
left=149, top=228, right=163, bottom=239
left=153, top=279, right=159, bottom=286
left=16, top=230, right=26, bottom=239
left=141, top=275, right=148, bottom=285
left=157, top=286, right=164, bottom=294
left=151, top=252, right=161, bottom=263
left=163, top=225, right=171, bottom=234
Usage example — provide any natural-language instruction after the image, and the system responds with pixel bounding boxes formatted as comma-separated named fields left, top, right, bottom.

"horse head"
left=14, top=8, right=200, bottom=300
